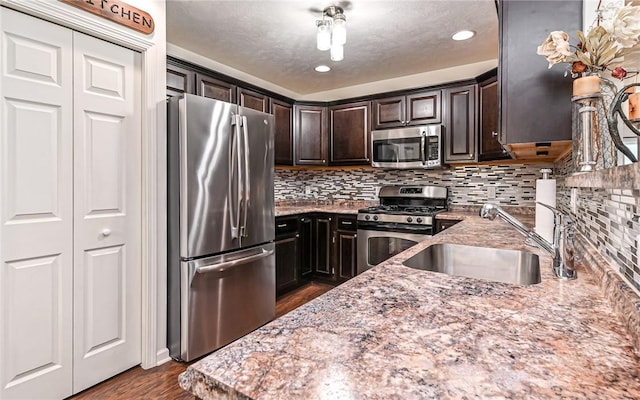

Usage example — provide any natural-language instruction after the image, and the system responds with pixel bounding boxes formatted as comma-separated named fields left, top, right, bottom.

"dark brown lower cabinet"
left=298, top=216, right=313, bottom=279
left=314, top=215, right=333, bottom=277
left=334, top=215, right=357, bottom=281
left=275, top=216, right=300, bottom=296
left=275, top=213, right=357, bottom=296
left=435, top=218, right=461, bottom=233
left=275, top=234, right=299, bottom=296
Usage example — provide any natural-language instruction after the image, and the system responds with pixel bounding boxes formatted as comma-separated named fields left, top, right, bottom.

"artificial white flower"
left=537, top=31, right=574, bottom=68
left=611, top=5, right=640, bottom=48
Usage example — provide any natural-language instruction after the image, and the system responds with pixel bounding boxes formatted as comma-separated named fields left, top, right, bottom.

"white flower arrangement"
left=537, top=4, right=640, bottom=79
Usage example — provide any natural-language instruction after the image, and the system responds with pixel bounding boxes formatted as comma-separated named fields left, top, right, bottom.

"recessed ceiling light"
left=315, top=65, right=331, bottom=72
left=452, top=30, right=475, bottom=41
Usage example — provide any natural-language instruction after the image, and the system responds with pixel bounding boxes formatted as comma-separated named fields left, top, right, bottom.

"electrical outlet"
left=487, top=186, right=496, bottom=200
left=570, top=188, right=578, bottom=214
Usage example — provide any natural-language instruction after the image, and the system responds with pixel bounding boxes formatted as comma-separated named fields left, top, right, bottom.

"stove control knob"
left=365, top=215, right=370, bottom=220
left=416, top=217, right=423, bottom=223
left=373, top=215, right=379, bottom=221
left=406, top=217, right=413, bottom=223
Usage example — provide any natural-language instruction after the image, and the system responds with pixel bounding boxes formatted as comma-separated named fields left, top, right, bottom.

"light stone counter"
left=179, top=214, right=640, bottom=399
left=275, top=205, right=360, bottom=216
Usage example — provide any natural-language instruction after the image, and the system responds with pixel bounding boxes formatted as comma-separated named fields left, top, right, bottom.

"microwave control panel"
left=423, top=130, right=441, bottom=167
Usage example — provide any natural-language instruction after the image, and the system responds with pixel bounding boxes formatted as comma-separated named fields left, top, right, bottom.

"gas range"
left=357, top=185, right=448, bottom=226
left=356, top=185, right=448, bottom=275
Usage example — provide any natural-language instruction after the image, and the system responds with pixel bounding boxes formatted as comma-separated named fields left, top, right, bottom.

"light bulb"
left=332, top=14, right=346, bottom=45
left=330, top=43, right=343, bottom=61
left=316, top=20, right=331, bottom=51
left=452, top=30, right=475, bottom=41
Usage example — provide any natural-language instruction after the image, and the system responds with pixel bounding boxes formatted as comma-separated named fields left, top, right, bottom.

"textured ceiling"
left=166, top=0, right=498, bottom=96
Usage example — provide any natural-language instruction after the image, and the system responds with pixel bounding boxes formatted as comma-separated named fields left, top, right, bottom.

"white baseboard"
left=156, top=348, right=171, bottom=366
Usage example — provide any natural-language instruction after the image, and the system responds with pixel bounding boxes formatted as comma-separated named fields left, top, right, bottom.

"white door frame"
left=0, top=0, right=167, bottom=369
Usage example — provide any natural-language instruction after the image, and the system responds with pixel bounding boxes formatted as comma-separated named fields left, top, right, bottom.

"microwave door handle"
left=420, top=135, right=426, bottom=165
left=241, top=115, right=250, bottom=237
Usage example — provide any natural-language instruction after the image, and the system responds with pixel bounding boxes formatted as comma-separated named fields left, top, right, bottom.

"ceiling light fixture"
left=316, top=5, right=347, bottom=61
left=315, top=65, right=331, bottom=72
left=452, top=30, right=475, bottom=41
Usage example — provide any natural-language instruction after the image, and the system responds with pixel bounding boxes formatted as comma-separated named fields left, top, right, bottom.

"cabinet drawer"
left=275, top=217, right=298, bottom=236
left=336, top=215, right=357, bottom=231
left=436, top=218, right=460, bottom=233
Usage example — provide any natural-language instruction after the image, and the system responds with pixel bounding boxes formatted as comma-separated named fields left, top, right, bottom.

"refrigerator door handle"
left=193, top=248, right=274, bottom=278
left=229, top=115, right=243, bottom=239
left=241, top=115, right=251, bottom=237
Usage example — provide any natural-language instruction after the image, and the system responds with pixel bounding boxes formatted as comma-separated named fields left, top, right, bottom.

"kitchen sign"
left=59, top=0, right=154, bottom=35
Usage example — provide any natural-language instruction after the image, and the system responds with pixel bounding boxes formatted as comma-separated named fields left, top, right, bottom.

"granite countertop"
left=275, top=204, right=361, bottom=216
left=180, top=214, right=640, bottom=399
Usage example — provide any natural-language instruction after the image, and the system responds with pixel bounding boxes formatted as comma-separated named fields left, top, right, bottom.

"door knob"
left=101, top=228, right=112, bottom=237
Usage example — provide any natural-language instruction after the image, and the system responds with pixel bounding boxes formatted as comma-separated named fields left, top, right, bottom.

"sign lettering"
left=59, top=0, right=155, bottom=35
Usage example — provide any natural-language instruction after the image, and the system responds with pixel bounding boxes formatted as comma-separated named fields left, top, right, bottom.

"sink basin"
left=402, top=243, right=541, bottom=285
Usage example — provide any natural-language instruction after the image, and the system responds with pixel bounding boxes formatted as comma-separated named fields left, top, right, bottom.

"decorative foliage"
left=537, top=4, right=640, bottom=79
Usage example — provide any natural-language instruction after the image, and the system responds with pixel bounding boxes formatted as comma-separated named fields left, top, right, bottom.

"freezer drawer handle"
left=194, top=248, right=274, bottom=276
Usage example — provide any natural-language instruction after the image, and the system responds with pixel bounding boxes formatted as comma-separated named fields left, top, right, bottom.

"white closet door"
left=0, top=7, right=74, bottom=400
left=72, top=32, right=141, bottom=393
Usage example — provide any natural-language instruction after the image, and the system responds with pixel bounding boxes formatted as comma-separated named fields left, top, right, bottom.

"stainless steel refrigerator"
left=167, top=94, right=275, bottom=362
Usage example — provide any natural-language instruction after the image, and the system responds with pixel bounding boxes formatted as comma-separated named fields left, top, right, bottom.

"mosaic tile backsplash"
left=276, top=159, right=640, bottom=291
left=275, top=165, right=551, bottom=206
left=555, top=153, right=640, bottom=291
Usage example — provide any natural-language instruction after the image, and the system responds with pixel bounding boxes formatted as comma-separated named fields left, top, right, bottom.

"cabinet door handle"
left=342, top=221, right=353, bottom=225
left=277, top=223, right=287, bottom=228
left=492, top=131, right=498, bottom=137
left=469, top=153, right=474, bottom=158
left=296, top=234, right=300, bottom=238
left=101, top=228, right=112, bottom=237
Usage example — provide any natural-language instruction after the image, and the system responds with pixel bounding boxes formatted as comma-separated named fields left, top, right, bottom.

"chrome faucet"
left=480, top=203, right=577, bottom=280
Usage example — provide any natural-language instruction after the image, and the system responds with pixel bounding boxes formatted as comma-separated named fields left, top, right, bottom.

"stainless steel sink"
left=402, top=243, right=541, bottom=285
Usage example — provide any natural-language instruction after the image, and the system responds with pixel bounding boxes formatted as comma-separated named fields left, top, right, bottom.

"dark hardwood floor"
left=67, top=282, right=334, bottom=400
left=275, top=281, right=335, bottom=317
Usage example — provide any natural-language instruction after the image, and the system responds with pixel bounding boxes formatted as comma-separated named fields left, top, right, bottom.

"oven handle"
left=357, top=221, right=434, bottom=235
left=420, top=135, right=426, bottom=165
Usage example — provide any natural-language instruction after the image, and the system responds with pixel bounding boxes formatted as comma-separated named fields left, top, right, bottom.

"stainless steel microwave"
left=371, top=125, right=443, bottom=169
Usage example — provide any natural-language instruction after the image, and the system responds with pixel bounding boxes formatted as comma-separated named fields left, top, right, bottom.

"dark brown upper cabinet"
left=329, top=101, right=371, bottom=165
left=443, top=84, right=477, bottom=163
left=478, top=72, right=509, bottom=161
left=294, top=105, right=328, bottom=166
left=166, top=62, right=194, bottom=98
left=272, top=99, right=294, bottom=165
left=372, top=90, right=441, bottom=130
left=238, top=88, right=269, bottom=113
left=498, top=0, right=581, bottom=145
left=195, top=72, right=236, bottom=103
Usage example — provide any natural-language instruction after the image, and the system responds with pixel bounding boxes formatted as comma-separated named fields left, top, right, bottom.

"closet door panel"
left=0, top=8, right=73, bottom=400
left=72, top=32, right=142, bottom=394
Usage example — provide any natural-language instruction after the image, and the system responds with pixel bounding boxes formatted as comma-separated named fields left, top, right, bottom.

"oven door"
left=356, top=226, right=431, bottom=275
